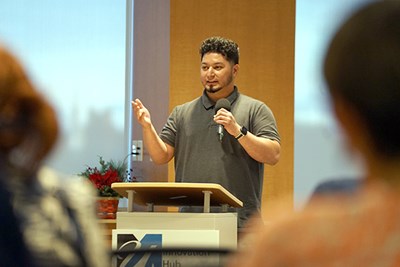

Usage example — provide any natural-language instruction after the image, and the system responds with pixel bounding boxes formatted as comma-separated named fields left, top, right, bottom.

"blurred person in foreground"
left=0, top=45, right=109, bottom=267
left=228, top=1, right=400, bottom=266
left=132, top=36, right=281, bottom=229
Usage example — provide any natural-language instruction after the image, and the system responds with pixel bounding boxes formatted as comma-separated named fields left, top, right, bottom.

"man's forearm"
left=238, top=133, right=281, bottom=165
left=142, top=125, right=172, bottom=164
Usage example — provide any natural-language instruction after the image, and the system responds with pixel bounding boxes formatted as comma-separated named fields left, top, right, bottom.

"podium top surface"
left=111, top=182, right=243, bottom=208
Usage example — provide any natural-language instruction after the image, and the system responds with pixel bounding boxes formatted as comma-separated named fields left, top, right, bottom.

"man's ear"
left=233, top=64, right=239, bottom=76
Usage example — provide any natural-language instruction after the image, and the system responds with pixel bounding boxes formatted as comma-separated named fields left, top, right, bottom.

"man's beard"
left=204, top=73, right=233, bottom=94
left=205, top=85, right=223, bottom=94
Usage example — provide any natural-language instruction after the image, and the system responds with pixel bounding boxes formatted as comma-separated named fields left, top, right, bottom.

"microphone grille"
left=215, top=98, right=231, bottom=113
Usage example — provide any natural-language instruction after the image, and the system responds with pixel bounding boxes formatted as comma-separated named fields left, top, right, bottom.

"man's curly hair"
left=199, top=36, right=239, bottom=65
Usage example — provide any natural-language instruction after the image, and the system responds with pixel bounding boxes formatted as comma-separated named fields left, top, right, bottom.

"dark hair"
left=199, top=36, right=239, bottom=65
left=324, top=1, right=400, bottom=157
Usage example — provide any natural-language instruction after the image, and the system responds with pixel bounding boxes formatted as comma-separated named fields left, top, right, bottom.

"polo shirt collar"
left=201, top=86, right=239, bottom=110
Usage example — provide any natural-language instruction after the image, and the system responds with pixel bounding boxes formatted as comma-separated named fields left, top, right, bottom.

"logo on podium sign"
left=113, top=229, right=221, bottom=267
left=116, top=233, right=162, bottom=266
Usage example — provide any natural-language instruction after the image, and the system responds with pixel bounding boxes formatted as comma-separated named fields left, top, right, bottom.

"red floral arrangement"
left=79, top=156, right=130, bottom=197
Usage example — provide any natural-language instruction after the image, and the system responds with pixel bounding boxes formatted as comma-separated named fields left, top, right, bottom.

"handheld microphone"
left=214, top=98, right=231, bottom=142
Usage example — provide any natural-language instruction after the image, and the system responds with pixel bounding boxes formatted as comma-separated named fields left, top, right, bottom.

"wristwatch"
left=235, top=126, right=248, bottom=140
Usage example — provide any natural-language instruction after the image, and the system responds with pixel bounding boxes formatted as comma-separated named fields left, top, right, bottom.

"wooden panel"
left=98, top=219, right=116, bottom=249
left=170, top=0, right=295, bottom=218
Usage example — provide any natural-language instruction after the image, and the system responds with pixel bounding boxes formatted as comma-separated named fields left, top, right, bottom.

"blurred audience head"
left=0, top=45, right=59, bottom=175
left=324, top=1, right=400, bottom=160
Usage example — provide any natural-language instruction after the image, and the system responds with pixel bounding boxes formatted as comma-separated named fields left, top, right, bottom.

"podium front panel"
left=112, top=229, right=222, bottom=267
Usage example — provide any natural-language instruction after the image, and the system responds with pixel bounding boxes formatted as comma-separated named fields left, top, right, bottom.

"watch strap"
left=235, top=126, right=247, bottom=140
left=235, top=132, right=244, bottom=140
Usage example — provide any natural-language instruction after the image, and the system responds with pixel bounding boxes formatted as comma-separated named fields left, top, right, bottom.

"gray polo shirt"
left=160, top=87, right=280, bottom=227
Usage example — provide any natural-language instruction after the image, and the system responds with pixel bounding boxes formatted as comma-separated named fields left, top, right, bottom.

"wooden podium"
left=110, top=182, right=243, bottom=267
left=111, top=182, right=243, bottom=213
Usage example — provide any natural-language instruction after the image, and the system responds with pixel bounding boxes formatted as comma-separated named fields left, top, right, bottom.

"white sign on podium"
left=111, top=182, right=243, bottom=267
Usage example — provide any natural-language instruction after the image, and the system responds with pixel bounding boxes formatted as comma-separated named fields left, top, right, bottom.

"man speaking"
left=132, top=36, right=281, bottom=229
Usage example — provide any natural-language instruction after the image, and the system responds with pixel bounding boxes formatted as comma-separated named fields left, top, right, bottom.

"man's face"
left=200, top=52, right=238, bottom=94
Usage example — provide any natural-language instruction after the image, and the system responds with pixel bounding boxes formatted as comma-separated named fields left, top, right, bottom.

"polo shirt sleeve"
left=159, top=106, right=179, bottom=147
left=253, top=103, right=281, bottom=143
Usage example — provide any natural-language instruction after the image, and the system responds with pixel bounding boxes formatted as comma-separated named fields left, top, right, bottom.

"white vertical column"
left=202, top=190, right=212, bottom=213
left=127, top=190, right=136, bottom=212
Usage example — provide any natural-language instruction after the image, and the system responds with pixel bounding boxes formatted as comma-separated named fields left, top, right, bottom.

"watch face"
left=241, top=126, right=248, bottom=135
